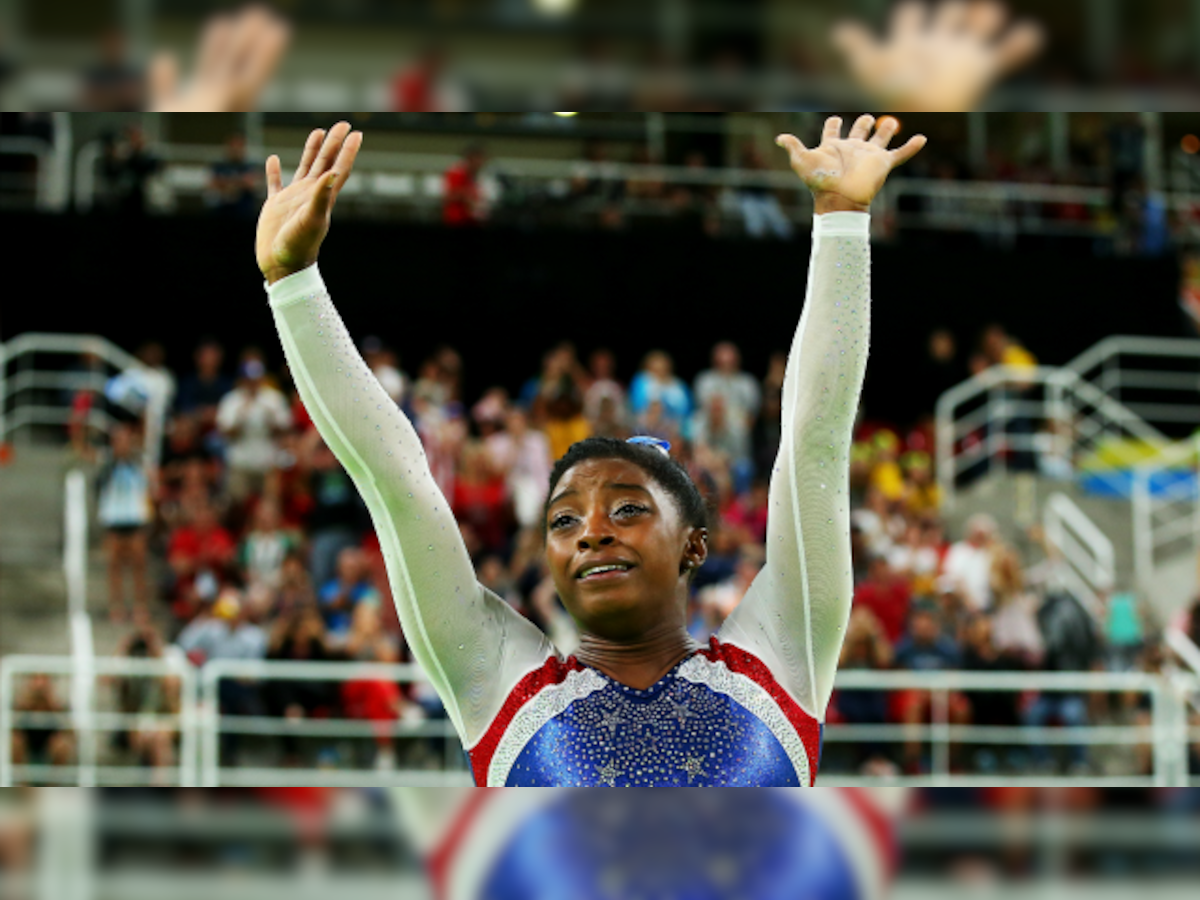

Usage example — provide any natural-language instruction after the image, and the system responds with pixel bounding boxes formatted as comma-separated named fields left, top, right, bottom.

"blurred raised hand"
left=256, top=122, right=364, bottom=284
left=149, top=5, right=290, bottom=112
left=775, top=114, right=926, bottom=214
left=832, top=0, right=1044, bottom=112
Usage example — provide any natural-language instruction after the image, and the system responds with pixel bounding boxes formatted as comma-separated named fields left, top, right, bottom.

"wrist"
left=263, top=260, right=315, bottom=285
left=813, top=194, right=870, bottom=216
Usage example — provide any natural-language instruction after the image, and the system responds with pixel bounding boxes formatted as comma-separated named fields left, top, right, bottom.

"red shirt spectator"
left=167, top=502, right=236, bottom=582
left=852, top=554, right=913, bottom=644
left=443, top=145, right=486, bottom=226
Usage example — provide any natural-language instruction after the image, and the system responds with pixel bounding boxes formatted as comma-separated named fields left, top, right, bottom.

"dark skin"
left=545, top=458, right=708, bottom=690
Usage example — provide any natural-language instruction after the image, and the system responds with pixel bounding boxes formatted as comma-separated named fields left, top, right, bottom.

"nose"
left=577, top=511, right=616, bottom=551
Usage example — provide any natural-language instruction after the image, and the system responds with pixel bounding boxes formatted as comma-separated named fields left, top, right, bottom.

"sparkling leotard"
left=267, top=212, right=872, bottom=786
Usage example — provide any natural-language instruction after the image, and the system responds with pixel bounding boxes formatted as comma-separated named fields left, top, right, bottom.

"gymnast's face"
left=545, top=458, right=700, bottom=640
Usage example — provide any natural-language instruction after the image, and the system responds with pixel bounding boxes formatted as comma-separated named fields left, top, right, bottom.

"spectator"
left=753, top=351, right=787, bottom=478
left=207, top=131, right=260, bottom=218
left=239, top=499, right=300, bottom=591
left=167, top=500, right=237, bottom=619
left=961, top=613, right=1023, bottom=773
left=318, top=547, right=378, bottom=640
left=112, top=612, right=180, bottom=782
left=736, top=143, right=794, bottom=240
left=81, top=28, right=142, bottom=111
left=443, top=144, right=487, bottom=226
left=176, top=337, right=234, bottom=435
left=216, top=353, right=292, bottom=502
left=629, top=350, right=691, bottom=433
left=943, top=513, right=998, bottom=613
left=96, top=422, right=152, bottom=622
left=853, top=553, right=913, bottom=645
left=1026, top=590, right=1103, bottom=774
left=582, top=348, right=627, bottom=428
left=11, top=675, right=74, bottom=775
left=693, top=544, right=764, bottom=640
left=721, top=479, right=769, bottom=546
left=342, top=602, right=414, bottom=770
left=361, top=336, right=407, bottom=406
left=452, top=440, right=511, bottom=556
left=914, top=328, right=964, bottom=421
left=980, top=323, right=1038, bottom=471
left=988, top=542, right=1045, bottom=667
left=265, top=605, right=336, bottom=765
left=522, top=343, right=591, bottom=461
left=301, top=435, right=370, bottom=589
left=391, top=45, right=466, bottom=112
left=888, top=518, right=942, bottom=597
left=893, top=601, right=968, bottom=773
left=834, top=606, right=894, bottom=769
left=274, top=550, right=318, bottom=619
left=99, top=124, right=160, bottom=216
left=694, top=342, right=760, bottom=457
left=485, top=408, right=552, bottom=531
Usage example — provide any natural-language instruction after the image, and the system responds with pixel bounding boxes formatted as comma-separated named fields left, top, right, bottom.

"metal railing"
left=0, top=332, right=169, bottom=471
left=4, top=655, right=1197, bottom=787
left=1065, top=336, right=1200, bottom=434
left=1043, top=492, right=1115, bottom=620
left=1131, top=434, right=1200, bottom=595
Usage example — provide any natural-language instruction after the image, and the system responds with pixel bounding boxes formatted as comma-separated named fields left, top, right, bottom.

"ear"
left=680, top=527, right=710, bottom=575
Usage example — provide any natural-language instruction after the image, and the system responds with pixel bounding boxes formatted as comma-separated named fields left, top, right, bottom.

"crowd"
left=11, top=314, right=1198, bottom=782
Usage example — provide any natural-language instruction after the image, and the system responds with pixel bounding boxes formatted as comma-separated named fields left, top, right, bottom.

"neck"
left=575, top=621, right=701, bottom=691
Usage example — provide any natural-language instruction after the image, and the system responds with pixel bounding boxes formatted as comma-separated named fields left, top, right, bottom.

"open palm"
left=776, top=115, right=926, bottom=212
left=256, top=122, right=363, bottom=284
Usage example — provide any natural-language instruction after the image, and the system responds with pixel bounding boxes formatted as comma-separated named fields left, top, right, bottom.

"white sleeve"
left=266, top=265, right=555, bottom=746
left=719, top=212, right=870, bottom=720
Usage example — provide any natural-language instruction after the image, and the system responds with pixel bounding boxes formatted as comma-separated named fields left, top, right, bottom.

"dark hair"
left=544, top=437, right=709, bottom=533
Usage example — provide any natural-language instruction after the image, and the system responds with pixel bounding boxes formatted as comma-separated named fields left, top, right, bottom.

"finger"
left=774, top=134, right=808, bottom=168
left=309, top=122, right=353, bottom=179
left=146, top=52, right=178, bottom=110
left=933, top=0, right=971, bottom=33
left=849, top=114, right=877, bottom=141
left=890, top=0, right=929, bottom=38
left=294, top=129, right=326, bottom=181
left=329, top=132, right=364, bottom=202
left=870, top=116, right=902, bottom=148
left=308, top=170, right=338, bottom=221
left=231, top=15, right=291, bottom=110
left=890, top=134, right=928, bottom=168
left=994, top=21, right=1045, bottom=75
left=822, top=116, right=844, bottom=143
left=194, top=14, right=234, bottom=84
left=964, top=0, right=1007, bottom=42
left=266, top=155, right=283, bottom=197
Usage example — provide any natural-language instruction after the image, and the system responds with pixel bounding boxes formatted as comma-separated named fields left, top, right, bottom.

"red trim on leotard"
left=839, top=787, right=900, bottom=881
left=427, top=789, right=496, bottom=900
left=468, top=655, right=586, bottom=786
left=697, top=637, right=824, bottom=786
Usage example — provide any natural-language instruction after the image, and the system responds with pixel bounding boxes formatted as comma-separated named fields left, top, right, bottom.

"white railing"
left=1042, top=492, right=1115, bottom=621
left=63, top=469, right=98, bottom=787
left=0, top=654, right=199, bottom=787
left=935, top=363, right=1168, bottom=510
left=4, top=656, right=1197, bottom=787
left=0, top=332, right=169, bottom=471
left=1066, top=336, right=1200, bottom=432
left=1131, top=434, right=1200, bottom=595
left=199, top=658, right=471, bottom=787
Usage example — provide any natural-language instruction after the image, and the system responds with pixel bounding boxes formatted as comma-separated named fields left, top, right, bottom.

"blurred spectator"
left=943, top=513, right=998, bottom=612
left=1026, top=590, right=1103, bottom=774
left=692, top=544, right=764, bottom=640
left=522, top=343, right=591, bottom=461
left=176, top=337, right=234, bottom=432
left=318, top=547, right=378, bottom=640
left=901, top=452, right=942, bottom=517
left=207, top=132, right=260, bottom=218
left=452, top=440, right=512, bottom=556
left=915, top=328, right=964, bottom=420
left=1106, top=113, right=1146, bottom=213
left=989, top=543, right=1045, bottom=667
left=342, top=603, right=415, bottom=771
left=834, top=606, right=893, bottom=769
left=96, top=422, right=152, bottom=622
left=570, top=141, right=626, bottom=228
left=981, top=323, right=1038, bottom=471
left=694, top=341, right=760, bottom=484
left=302, top=435, right=370, bottom=589
left=894, top=600, right=968, bottom=773
left=629, top=350, right=691, bottom=434
left=736, top=143, right=793, bottom=240
left=265, top=605, right=336, bottom=765
left=167, top=500, right=237, bottom=619
left=582, top=348, right=627, bottom=428
left=753, top=351, right=787, bottom=477
left=391, top=45, right=466, bottom=112
left=486, top=408, right=552, bottom=531
left=961, top=613, right=1023, bottom=774
left=721, top=479, right=769, bottom=546
left=443, top=144, right=488, bottom=226
left=666, top=151, right=720, bottom=236
left=1104, top=591, right=1146, bottom=672
left=10, top=675, right=74, bottom=774
left=361, top=337, right=407, bottom=406
left=274, top=550, right=318, bottom=619
left=853, top=553, right=913, bottom=644
left=81, top=28, right=143, bottom=111
left=112, top=612, right=180, bottom=782
left=99, top=124, right=161, bottom=216
left=216, top=353, right=292, bottom=502
left=240, top=499, right=300, bottom=591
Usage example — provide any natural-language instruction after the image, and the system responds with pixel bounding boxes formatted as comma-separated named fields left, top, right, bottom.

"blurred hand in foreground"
left=832, top=0, right=1044, bottom=112
left=256, top=122, right=364, bottom=284
left=149, top=5, right=290, bottom=112
left=776, top=114, right=926, bottom=214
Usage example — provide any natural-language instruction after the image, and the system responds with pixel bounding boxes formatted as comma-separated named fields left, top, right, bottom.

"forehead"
left=554, top=457, right=656, bottom=494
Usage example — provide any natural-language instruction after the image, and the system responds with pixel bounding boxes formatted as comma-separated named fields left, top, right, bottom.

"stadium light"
left=554, top=112, right=579, bottom=117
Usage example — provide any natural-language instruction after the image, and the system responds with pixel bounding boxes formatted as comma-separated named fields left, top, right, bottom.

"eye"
left=549, top=513, right=577, bottom=532
left=614, top=502, right=649, bottom=519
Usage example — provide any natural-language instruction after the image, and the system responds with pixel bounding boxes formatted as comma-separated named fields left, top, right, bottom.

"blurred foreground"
left=1, top=787, right=1199, bottom=900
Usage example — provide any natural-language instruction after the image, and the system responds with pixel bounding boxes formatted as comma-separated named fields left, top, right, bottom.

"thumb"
left=147, top=52, right=180, bottom=112
left=775, top=134, right=807, bottom=168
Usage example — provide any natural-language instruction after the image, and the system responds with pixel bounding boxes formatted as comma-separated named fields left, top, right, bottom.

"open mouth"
left=577, top=563, right=635, bottom=581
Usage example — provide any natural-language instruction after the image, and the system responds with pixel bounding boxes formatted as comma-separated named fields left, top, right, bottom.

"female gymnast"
left=258, top=115, right=925, bottom=786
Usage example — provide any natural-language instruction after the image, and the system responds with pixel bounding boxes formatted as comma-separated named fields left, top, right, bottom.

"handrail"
left=1130, top=432, right=1200, bottom=594
left=63, top=469, right=97, bottom=787
left=1043, top=492, right=1114, bottom=621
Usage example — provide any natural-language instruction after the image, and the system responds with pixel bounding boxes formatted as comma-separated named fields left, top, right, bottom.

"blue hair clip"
left=627, top=435, right=671, bottom=457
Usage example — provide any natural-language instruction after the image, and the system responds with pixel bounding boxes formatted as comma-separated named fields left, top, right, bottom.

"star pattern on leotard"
left=679, top=754, right=707, bottom=784
left=596, top=759, right=622, bottom=787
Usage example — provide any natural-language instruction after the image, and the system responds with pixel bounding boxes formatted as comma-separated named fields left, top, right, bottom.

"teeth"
left=581, top=564, right=630, bottom=578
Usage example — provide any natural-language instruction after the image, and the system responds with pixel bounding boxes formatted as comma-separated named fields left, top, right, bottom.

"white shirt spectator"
left=487, top=427, right=552, bottom=528
left=942, top=540, right=994, bottom=612
left=216, top=382, right=292, bottom=473
left=694, top=369, right=761, bottom=431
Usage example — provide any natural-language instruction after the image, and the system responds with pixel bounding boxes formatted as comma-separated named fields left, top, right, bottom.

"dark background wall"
left=1, top=213, right=1184, bottom=428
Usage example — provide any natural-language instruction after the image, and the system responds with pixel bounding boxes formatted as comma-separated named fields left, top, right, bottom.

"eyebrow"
left=548, top=482, right=653, bottom=509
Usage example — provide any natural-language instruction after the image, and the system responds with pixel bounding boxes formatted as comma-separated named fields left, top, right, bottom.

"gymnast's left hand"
left=775, top=115, right=926, bottom=215
left=256, top=122, right=363, bottom=285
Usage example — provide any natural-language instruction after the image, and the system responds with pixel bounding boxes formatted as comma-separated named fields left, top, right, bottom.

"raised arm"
left=257, top=124, right=553, bottom=747
left=720, top=115, right=925, bottom=720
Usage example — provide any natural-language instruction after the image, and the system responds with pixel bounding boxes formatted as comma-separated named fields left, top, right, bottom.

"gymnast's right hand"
left=256, top=122, right=364, bottom=285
